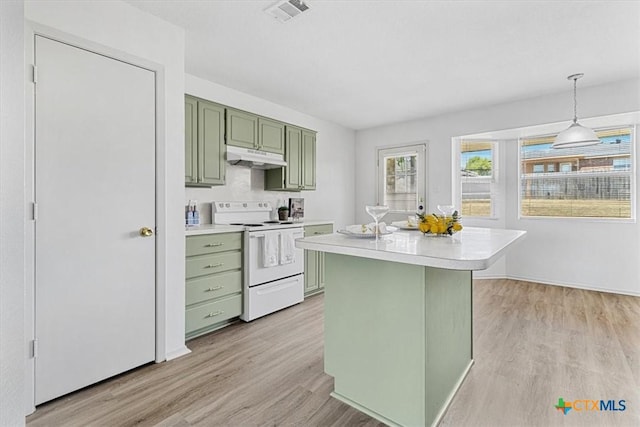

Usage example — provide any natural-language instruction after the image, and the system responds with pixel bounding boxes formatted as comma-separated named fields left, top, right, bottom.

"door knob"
left=139, top=227, right=154, bottom=237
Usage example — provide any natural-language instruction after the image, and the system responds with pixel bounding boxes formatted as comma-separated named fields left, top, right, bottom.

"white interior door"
left=34, top=35, right=156, bottom=405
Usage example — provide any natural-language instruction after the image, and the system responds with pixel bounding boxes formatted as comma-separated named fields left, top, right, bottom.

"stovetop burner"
left=213, top=202, right=302, bottom=230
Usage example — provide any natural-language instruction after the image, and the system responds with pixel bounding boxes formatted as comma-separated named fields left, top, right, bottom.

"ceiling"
left=125, top=0, right=640, bottom=130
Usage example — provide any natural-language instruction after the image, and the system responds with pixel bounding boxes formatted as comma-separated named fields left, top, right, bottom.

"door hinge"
left=31, top=339, right=38, bottom=358
left=32, top=65, right=38, bottom=83
left=32, top=202, right=38, bottom=221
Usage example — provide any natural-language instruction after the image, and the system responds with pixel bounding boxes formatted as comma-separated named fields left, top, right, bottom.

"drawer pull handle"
left=205, top=243, right=224, bottom=247
left=205, top=285, right=224, bottom=292
left=205, top=263, right=224, bottom=269
left=313, top=231, right=323, bottom=234
left=205, top=311, right=224, bottom=318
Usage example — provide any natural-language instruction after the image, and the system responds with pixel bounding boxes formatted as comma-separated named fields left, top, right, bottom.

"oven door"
left=242, top=274, right=304, bottom=322
left=247, top=228, right=304, bottom=287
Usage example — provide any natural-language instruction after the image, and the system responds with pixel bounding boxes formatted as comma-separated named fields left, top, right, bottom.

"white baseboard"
left=473, top=274, right=640, bottom=297
left=164, top=345, right=191, bottom=361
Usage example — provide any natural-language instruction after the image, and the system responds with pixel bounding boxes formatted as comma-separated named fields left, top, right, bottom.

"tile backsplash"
left=185, top=165, right=300, bottom=224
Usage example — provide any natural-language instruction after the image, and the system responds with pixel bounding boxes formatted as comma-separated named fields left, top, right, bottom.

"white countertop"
left=300, top=220, right=334, bottom=227
left=185, top=224, right=245, bottom=236
left=295, top=226, right=526, bottom=271
left=185, top=220, right=334, bottom=236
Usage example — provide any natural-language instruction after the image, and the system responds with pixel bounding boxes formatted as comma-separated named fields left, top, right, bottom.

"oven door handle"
left=250, top=234, right=266, bottom=238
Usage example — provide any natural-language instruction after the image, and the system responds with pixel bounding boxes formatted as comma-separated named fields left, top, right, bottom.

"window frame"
left=458, top=139, right=499, bottom=219
left=376, top=143, right=427, bottom=214
left=517, top=125, right=636, bottom=222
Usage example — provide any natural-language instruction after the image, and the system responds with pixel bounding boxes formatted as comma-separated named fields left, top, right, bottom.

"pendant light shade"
left=553, top=122, right=600, bottom=148
left=552, top=73, right=600, bottom=149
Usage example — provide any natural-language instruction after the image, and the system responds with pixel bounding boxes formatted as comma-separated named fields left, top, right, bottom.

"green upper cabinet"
left=226, top=108, right=258, bottom=150
left=185, top=96, right=198, bottom=185
left=258, top=117, right=285, bottom=154
left=185, top=95, right=225, bottom=186
left=301, top=129, right=316, bottom=190
left=227, top=109, right=285, bottom=155
left=199, top=100, right=226, bottom=185
left=265, top=125, right=317, bottom=191
left=285, top=126, right=303, bottom=189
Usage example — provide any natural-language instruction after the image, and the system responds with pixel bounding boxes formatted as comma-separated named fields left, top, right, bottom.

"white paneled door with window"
left=33, top=35, right=156, bottom=404
left=377, top=143, right=427, bottom=217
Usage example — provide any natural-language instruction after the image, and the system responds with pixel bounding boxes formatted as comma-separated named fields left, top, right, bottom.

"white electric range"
left=212, top=201, right=304, bottom=321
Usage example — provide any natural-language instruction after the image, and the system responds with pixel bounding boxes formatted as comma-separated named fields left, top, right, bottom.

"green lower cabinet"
left=304, top=250, right=320, bottom=294
left=185, top=293, right=242, bottom=333
left=304, top=224, right=333, bottom=296
left=185, top=233, right=243, bottom=339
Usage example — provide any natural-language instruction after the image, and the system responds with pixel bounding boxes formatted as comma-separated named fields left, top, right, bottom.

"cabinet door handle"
left=205, top=263, right=223, bottom=269
left=205, top=311, right=224, bottom=318
left=205, top=285, right=224, bottom=292
left=313, top=231, right=323, bottom=235
left=205, top=243, right=224, bottom=247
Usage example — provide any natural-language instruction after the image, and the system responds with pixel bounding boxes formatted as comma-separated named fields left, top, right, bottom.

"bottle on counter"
left=186, top=200, right=200, bottom=226
left=193, top=200, right=200, bottom=226
left=186, top=204, right=194, bottom=226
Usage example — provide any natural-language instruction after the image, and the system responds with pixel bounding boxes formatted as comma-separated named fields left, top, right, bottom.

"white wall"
left=0, top=1, right=26, bottom=425
left=185, top=74, right=356, bottom=229
left=356, top=79, right=640, bottom=294
left=23, top=0, right=188, bottom=412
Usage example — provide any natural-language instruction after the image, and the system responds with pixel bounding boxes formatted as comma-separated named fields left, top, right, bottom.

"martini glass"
left=437, top=205, right=455, bottom=217
left=365, top=205, right=390, bottom=240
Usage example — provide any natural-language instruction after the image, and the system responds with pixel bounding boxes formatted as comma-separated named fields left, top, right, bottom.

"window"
left=520, top=126, right=634, bottom=218
left=377, top=144, right=426, bottom=212
left=533, top=164, right=544, bottom=173
left=560, top=162, right=572, bottom=172
left=460, top=140, right=497, bottom=217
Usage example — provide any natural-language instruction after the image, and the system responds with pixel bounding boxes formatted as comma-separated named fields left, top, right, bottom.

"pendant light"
left=552, top=73, right=600, bottom=149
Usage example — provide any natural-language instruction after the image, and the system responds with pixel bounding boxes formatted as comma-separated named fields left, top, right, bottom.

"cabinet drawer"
left=185, top=293, right=242, bottom=333
left=186, top=252, right=242, bottom=279
left=186, top=270, right=242, bottom=306
left=304, top=224, right=333, bottom=237
left=186, top=233, right=242, bottom=256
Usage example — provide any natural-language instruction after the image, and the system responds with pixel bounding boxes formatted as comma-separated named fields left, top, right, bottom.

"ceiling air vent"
left=265, top=0, right=310, bottom=22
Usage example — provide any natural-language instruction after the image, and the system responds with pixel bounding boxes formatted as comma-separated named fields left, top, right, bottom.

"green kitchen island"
left=295, top=226, right=525, bottom=427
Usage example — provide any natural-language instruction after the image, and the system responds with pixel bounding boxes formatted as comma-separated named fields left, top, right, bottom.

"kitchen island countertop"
left=295, top=226, right=525, bottom=271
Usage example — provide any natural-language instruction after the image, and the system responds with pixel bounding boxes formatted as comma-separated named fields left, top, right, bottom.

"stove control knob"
left=218, top=203, right=223, bottom=208
left=225, top=203, right=230, bottom=208
left=243, top=203, right=247, bottom=207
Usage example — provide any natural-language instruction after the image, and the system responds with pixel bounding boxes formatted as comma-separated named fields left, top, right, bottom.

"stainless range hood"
left=226, top=145, right=287, bottom=169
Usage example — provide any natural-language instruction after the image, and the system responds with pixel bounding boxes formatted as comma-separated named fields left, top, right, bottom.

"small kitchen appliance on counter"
left=212, top=201, right=304, bottom=321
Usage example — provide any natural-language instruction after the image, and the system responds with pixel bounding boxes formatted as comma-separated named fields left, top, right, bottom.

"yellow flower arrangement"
left=417, top=210, right=463, bottom=236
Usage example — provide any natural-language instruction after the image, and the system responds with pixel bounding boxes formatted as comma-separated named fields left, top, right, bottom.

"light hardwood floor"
left=27, top=279, right=639, bottom=426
